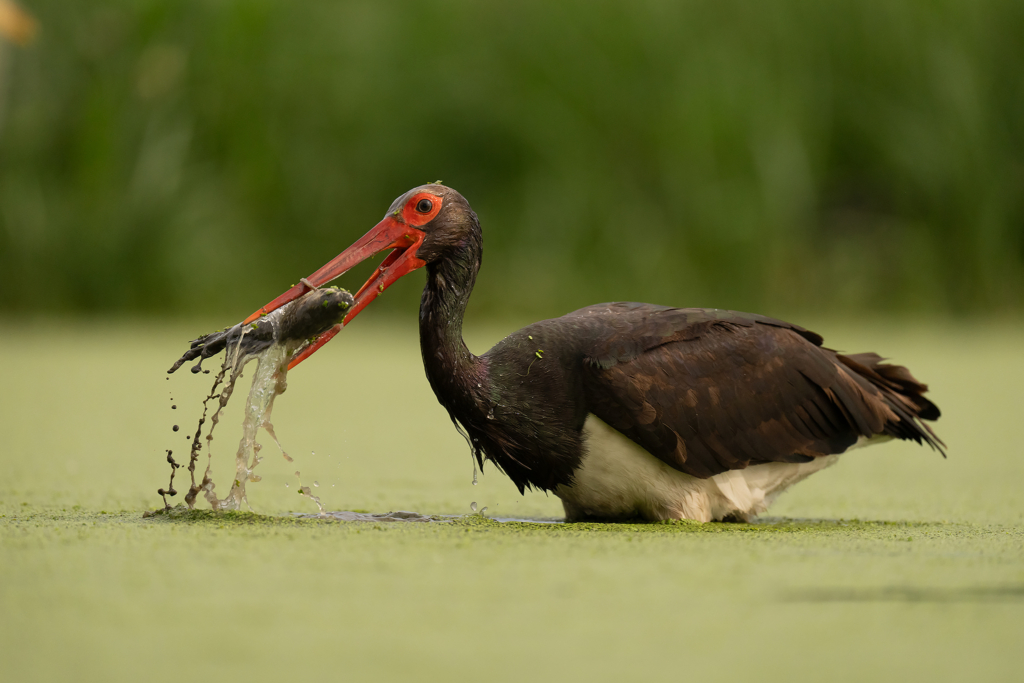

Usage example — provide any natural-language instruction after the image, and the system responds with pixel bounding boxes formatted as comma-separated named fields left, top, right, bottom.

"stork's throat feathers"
left=419, top=231, right=486, bottom=413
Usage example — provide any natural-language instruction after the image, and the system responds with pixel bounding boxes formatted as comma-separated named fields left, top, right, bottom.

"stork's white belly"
left=555, top=416, right=880, bottom=522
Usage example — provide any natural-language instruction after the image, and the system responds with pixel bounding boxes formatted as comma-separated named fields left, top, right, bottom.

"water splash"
left=295, top=470, right=326, bottom=517
left=168, top=288, right=351, bottom=513
left=225, top=340, right=292, bottom=510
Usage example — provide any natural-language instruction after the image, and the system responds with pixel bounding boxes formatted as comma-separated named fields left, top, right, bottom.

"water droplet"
left=313, top=481, right=319, bottom=487
left=311, top=451, right=316, bottom=456
left=172, top=425, right=179, bottom=432
left=332, top=484, right=335, bottom=487
left=171, top=405, right=177, bottom=410
left=294, top=471, right=301, bottom=478
left=481, top=507, right=488, bottom=515
left=285, top=483, right=289, bottom=488
left=470, top=502, right=477, bottom=512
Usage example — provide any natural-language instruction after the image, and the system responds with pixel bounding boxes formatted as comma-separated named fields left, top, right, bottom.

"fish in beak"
left=244, top=189, right=443, bottom=369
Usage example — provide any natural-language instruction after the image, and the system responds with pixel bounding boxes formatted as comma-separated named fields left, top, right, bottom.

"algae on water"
left=162, top=287, right=354, bottom=513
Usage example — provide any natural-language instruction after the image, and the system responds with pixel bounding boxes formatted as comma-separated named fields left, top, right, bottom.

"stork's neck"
left=418, top=233, right=485, bottom=408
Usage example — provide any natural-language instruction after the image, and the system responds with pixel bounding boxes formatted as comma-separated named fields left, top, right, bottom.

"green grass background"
left=2, top=0, right=1024, bottom=318
left=1, top=318, right=1022, bottom=682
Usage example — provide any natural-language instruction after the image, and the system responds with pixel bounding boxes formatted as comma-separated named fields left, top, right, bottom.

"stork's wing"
left=576, top=306, right=942, bottom=479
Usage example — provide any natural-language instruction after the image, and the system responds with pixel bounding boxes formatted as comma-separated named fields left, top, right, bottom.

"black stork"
left=241, top=183, right=944, bottom=523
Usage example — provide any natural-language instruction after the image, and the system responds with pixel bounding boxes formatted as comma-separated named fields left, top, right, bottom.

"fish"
left=168, top=286, right=354, bottom=374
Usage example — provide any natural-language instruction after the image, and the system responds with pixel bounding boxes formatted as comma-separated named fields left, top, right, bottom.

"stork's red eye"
left=403, top=191, right=442, bottom=225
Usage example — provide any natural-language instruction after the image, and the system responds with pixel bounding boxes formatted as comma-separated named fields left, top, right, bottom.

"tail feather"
left=837, top=352, right=946, bottom=456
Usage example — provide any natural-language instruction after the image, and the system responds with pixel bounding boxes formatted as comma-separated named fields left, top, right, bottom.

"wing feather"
left=575, top=307, right=942, bottom=478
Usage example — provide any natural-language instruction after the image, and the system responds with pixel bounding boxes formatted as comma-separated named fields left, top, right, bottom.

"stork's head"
left=243, top=183, right=476, bottom=367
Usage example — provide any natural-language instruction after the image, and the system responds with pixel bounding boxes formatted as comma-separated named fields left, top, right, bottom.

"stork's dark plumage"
left=247, top=184, right=944, bottom=522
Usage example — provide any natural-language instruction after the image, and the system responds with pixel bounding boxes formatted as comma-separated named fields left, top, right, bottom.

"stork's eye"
left=415, top=198, right=433, bottom=214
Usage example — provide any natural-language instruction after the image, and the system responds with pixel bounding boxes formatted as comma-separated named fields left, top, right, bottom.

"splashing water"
left=205, top=339, right=293, bottom=511
left=164, top=286, right=353, bottom=513
left=187, top=324, right=296, bottom=511
left=295, top=470, right=326, bottom=517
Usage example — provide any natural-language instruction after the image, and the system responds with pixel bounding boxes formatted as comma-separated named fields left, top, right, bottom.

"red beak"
left=243, top=215, right=426, bottom=369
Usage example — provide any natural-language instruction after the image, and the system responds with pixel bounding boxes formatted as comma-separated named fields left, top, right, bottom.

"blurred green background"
left=2, top=0, right=1022, bottom=320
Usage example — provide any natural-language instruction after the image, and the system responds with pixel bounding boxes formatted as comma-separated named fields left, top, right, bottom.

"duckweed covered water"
left=1, top=319, right=1022, bottom=682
